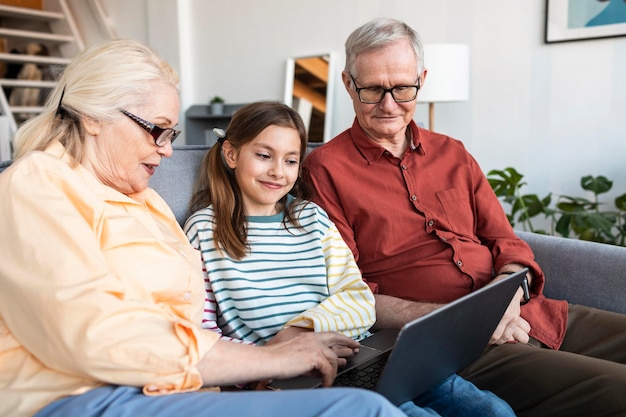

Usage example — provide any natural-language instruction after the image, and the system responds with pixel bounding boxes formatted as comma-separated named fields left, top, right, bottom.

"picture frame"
left=545, top=0, right=626, bottom=43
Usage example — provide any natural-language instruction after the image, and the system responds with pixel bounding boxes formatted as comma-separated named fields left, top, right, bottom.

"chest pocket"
left=435, top=188, right=475, bottom=237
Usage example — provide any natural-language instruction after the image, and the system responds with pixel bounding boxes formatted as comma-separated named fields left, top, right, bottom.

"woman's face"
left=83, top=82, right=180, bottom=195
left=223, top=125, right=302, bottom=216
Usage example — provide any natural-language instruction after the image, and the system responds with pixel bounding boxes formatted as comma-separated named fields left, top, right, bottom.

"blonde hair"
left=13, top=39, right=178, bottom=162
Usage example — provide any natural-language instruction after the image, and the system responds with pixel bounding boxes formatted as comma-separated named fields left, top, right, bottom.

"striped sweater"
left=184, top=200, right=375, bottom=345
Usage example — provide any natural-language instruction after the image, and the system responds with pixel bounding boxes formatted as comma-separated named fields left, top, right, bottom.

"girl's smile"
left=223, top=125, right=301, bottom=216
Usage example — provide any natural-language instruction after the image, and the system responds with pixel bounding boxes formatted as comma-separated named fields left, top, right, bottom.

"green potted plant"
left=209, top=95, right=224, bottom=115
left=487, top=167, right=626, bottom=247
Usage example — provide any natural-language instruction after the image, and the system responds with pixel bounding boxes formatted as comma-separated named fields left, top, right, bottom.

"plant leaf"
left=581, top=175, right=612, bottom=195
left=615, top=193, right=626, bottom=211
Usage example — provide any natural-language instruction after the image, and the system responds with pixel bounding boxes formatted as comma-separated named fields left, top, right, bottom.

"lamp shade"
left=418, top=43, right=470, bottom=103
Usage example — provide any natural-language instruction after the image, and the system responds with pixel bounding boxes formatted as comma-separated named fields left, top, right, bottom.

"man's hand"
left=489, top=265, right=533, bottom=345
left=489, top=287, right=531, bottom=345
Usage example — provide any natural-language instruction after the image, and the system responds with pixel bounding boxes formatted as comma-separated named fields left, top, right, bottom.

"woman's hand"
left=197, top=331, right=360, bottom=388
left=267, top=327, right=359, bottom=366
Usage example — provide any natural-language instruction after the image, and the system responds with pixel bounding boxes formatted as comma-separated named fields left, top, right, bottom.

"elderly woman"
left=0, top=39, right=406, bottom=417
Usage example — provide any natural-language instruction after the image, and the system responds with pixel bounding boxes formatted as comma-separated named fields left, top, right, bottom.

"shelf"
left=184, top=103, right=246, bottom=146
left=0, top=4, right=62, bottom=21
left=186, top=103, right=241, bottom=119
left=0, top=52, right=72, bottom=65
left=0, top=27, right=74, bottom=44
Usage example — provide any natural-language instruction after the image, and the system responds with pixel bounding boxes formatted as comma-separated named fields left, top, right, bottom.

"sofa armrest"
left=516, top=230, right=626, bottom=315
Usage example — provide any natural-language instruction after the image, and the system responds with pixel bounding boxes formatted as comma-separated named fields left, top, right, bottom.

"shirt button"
left=428, top=220, right=434, bottom=227
left=411, top=195, right=417, bottom=201
left=401, top=164, right=408, bottom=170
left=440, top=236, right=447, bottom=242
left=456, top=260, right=463, bottom=267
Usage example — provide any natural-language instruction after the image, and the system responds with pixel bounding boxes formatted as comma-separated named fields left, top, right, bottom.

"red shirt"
left=304, top=119, right=568, bottom=349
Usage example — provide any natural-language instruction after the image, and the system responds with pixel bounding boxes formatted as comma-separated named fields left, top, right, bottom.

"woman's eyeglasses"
left=121, top=109, right=181, bottom=147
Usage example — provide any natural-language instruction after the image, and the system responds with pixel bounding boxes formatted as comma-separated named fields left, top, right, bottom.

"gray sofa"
left=2, top=145, right=625, bottom=315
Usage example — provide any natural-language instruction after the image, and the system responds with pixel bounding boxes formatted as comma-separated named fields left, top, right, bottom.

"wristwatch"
left=520, top=275, right=531, bottom=304
left=499, top=270, right=531, bottom=304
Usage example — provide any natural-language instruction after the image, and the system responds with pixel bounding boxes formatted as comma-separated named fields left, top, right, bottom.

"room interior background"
left=47, top=0, right=626, bottom=216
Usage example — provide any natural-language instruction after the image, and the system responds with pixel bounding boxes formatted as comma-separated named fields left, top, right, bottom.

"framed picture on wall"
left=545, top=0, right=626, bottom=43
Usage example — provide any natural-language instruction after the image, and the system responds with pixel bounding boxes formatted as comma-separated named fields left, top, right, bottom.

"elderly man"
left=304, top=17, right=626, bottom=417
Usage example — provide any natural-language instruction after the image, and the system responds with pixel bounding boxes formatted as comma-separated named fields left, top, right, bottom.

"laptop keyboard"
left=334, top=356, right=388, bottom=390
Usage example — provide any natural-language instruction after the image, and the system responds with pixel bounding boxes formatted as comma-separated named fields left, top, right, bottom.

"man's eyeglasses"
left=350, top=74, right=420, bottom=104
left=121, top=109, right=181, bottom=147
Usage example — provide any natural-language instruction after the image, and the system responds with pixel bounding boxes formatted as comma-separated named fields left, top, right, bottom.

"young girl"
left=183, top=101, right=514, bottom=417
left=185, top=101, right=374, bottom=345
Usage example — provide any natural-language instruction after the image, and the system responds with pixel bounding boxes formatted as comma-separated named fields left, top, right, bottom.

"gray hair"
left=13, top=39, right=179, bottom=161
left=344, top=17, right=424, bottom=77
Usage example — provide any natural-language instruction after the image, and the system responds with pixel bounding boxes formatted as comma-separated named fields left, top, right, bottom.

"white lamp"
left=418, top=44, right=470, bottom=131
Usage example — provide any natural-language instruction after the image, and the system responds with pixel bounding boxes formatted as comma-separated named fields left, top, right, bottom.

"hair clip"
left=213, top=127, right=226, bottom=144
left=55, top=85, right=67, bottom=118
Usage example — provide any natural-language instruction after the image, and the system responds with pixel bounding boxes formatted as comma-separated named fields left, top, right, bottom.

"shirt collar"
left=45, top=141, right=148, bottom=204
left=349, top=118, right=425, bottom=164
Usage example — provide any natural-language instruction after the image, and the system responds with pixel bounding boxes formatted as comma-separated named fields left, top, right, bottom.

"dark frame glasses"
left=350, top=74, right=421, bottom=104
left=121, top=109, right=181, bottom=147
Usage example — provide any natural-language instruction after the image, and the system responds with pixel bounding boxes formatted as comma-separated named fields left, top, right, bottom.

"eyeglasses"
left=121, top=109, right=181, bottom=147
left=350, top=74, right=421, bottom=104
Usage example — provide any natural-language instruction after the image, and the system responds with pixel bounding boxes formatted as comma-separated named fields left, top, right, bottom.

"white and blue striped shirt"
left=184, top=200, right=375, bottom=345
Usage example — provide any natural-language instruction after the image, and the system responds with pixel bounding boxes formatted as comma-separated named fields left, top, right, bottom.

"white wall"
left=94, top=0, right=626, bottom=209
left=67, top=0, right=185, bottom=145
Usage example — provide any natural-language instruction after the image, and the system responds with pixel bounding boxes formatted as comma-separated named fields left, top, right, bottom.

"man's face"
left=343, top=38, right=425, bottom=143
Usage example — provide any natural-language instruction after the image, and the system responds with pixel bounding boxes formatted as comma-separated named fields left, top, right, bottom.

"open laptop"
left=269, top=269, right=527, bottom=406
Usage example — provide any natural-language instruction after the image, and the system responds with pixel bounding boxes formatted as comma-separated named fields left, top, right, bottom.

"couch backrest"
left=517, top=230, right=626, bottom=315
left=150, top=145, right=210, bottom=226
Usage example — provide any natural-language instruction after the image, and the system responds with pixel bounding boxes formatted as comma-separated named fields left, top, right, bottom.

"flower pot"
left=210, top=102, right=224, bottom=115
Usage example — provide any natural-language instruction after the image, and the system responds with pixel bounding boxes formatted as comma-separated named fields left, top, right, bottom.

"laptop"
left=268, top=269, right=527, bottom=406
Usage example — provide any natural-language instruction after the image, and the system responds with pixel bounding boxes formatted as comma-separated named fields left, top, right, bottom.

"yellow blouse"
left=0, top=142, right=219, bottom=417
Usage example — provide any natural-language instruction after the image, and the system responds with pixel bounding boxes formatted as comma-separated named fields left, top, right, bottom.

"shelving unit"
left=0, top=0, right=83, bottom=139
left=184, top=103, right=246, bottom=146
